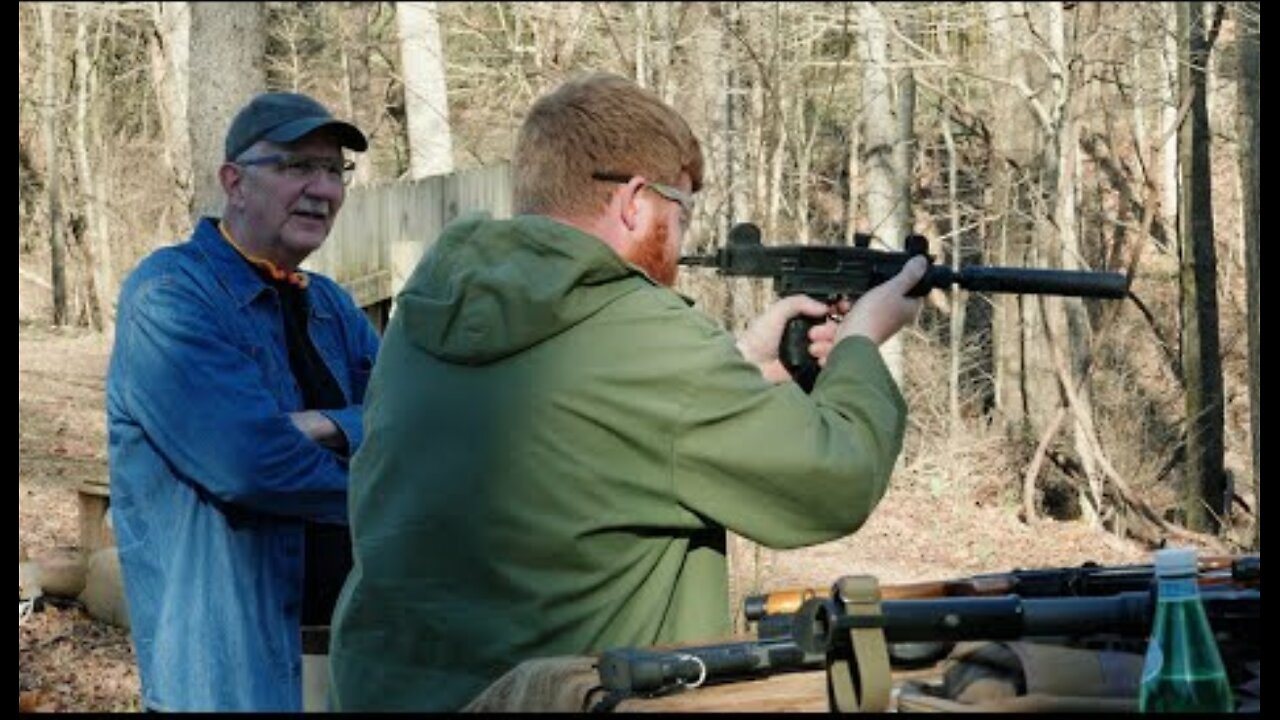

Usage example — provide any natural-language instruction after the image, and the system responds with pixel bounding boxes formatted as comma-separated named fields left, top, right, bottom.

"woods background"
left=17, top=1, right=1260, bottom=556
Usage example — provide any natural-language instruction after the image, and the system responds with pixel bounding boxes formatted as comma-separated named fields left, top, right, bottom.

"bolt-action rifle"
left=679, top=223, right=1131, bottom=391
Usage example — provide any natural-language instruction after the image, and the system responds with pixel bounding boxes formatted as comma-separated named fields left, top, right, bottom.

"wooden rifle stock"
left=743, top=554, right=1259, bottom=621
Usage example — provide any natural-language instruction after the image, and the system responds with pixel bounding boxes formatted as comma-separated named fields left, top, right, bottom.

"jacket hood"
left=396, top=213, right=650, bottom=364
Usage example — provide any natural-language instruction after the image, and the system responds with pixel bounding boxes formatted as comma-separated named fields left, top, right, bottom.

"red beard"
left=625, top=221, right=678, bottom=287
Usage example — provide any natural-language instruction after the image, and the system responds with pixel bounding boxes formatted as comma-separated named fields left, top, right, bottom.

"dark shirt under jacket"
left=267, top=273, right=353, bottom=629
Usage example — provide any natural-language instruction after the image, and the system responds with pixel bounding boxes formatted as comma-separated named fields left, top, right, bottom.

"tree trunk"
left=1045, top=3, right=1102, bottom=527
left=843, top=110, right=861, bottom=246
left=653, top=3, right=675, bottom=106
left=857, top=2, right=913, bottom=382
left=1233, top=1, right=1259, bottom=547
left=149, top=2, right=193, bottom=218
left=795, top=96, right=813, bottom=245
left=941, top=116, right=964, bottom=441
left=719, top=2, right=742, bottom=330
left=792, top=12, right=818, bottom=246
left=1176, top=1, right=1225, bottom=534
left=40, top=2, right=67, bottom=326
left=856, top=3, right=910, bottom=249
left=1015, top=6, right=1066, bottom=484
left=188, top=2, right=265, bottom=220
left=1158, top=3, right=1181, bottom=235
left=73, top=5, right=113, bottom=333
left=691, top=3, right=730, bottom=240
left=396, top=2, right=454, bottom=180
left=748, top=57, right=767, bottom=223
left=766, top=93, right=787, bottom=244
left=339, top=2, right=377, bottom=187
left=725, top=4, right=760, bottom=332
left=634, top=2, right=648, bottom=88
left=983, top=2, right=1027, bottom=435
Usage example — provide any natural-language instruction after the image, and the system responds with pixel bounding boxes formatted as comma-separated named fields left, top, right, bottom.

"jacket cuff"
left=815, top=336, right=906, bottom=410
left=319, top=406, right=363, bottom=456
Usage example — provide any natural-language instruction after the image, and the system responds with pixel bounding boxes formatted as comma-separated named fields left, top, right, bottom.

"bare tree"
left=1176, top=2, right=1226, bottom=534
left=1233, top=1, right=1259, bottom=547
left=718, top=3, right=763, bottom=333
left=72, top=4, right=112, bottom=333
left=338, top=3, right=383, bottom=187
left=1157, top=2, right=1181, bottom=235
left=39, top=2, right=67, bottom=326
left=984, top=2, right=1029, bottom=434
left=760, top=8, right=786, bottom=244
left=857, top=2, right=914, bottom=381
left=940, top=116, right=965, bottom=442
left=1043, top=3, right=1105, bottom=527
left=856, top=3, right=912, bottom=250
left=397, top=1, right=454, bottom=180
left=688, top=2, right=737, bottom=245
left=187, top=2, right=265, bottom=220
left=149, top=2, right=193, bottom=213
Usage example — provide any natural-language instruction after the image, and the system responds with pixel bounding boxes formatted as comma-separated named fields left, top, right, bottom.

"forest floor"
left=19, top=324, right=138, bottom=712
left=17, top=322, right=1156, bottom=712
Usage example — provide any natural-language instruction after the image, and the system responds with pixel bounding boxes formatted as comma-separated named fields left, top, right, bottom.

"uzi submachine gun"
left=679, top=223, right=1131, bottom=392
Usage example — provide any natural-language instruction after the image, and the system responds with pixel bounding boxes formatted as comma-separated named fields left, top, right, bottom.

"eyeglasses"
left=235, top=153, right=356, bottom=186
left=592, top=172, right=694, bottom=225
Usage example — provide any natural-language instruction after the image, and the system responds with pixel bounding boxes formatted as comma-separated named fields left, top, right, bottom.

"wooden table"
left=462, top=648, right=953, bottom=713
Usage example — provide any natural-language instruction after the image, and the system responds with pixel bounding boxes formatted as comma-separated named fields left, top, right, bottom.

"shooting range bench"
left=458, top=636, right=1209, bottom=712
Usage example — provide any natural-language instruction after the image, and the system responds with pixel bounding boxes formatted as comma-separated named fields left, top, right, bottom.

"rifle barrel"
left=792, top=589, right=1260, bottom=655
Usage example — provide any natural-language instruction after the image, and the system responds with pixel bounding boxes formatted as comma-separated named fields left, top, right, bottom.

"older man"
left=107, top=92, right=379, bottom=711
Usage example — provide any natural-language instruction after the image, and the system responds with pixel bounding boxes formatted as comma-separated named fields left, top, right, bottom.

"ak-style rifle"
left=595, top=586, right=1259, bottom=697
left=595, top=556, right=1260, bottom=698
left=743, top=554, right=1259, bottom=622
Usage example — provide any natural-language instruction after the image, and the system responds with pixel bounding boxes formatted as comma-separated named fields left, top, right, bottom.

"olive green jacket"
left=328, top=213, right=907, bottom=711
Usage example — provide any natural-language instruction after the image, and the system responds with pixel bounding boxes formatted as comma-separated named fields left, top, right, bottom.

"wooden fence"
left=304, top=162, right=513, bottom=330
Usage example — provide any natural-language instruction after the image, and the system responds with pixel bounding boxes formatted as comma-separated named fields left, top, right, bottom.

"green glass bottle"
left=1137, top=547, right=1234, bottom=713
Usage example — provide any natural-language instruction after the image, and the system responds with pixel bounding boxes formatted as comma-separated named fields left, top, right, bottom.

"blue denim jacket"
left=107, top=218, right=380, bottom=711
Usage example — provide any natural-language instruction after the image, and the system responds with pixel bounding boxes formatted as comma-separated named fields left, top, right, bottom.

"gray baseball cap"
left=224, top=91, right=368, bottom=161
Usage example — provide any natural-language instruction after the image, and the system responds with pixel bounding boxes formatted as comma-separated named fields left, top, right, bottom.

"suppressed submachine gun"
left=680, top=223, right=1131, bottom=391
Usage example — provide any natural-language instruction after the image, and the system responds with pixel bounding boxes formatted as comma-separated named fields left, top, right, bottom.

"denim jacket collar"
left=191, top=216, right=289, bottom=310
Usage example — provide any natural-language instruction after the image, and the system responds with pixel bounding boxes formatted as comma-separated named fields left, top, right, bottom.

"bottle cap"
left=1153, top=547, right=1198, bottom=577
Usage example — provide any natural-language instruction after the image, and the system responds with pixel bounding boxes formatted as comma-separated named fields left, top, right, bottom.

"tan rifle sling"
left=825, top=575, right=891, bottom=713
